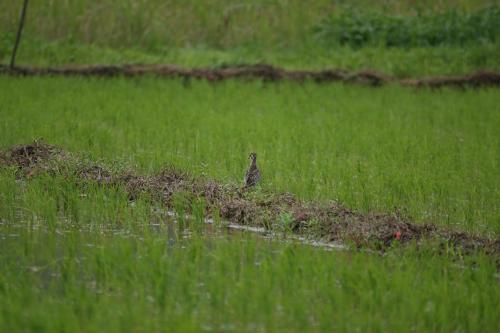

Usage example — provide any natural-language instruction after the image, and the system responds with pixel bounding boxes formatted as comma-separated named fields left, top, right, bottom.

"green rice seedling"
left=172, top=190, right=190, bottom=230
left=0, top=72, right=498, bottom=331
left=1, top=77, right=498, bottom=234
left=0, top=216, right=498, bottom=332
left=277, top=212, right=294, bottom=235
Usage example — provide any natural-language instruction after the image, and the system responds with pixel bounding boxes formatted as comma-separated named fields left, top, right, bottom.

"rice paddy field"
left=1, top=1, right=500, bottom=332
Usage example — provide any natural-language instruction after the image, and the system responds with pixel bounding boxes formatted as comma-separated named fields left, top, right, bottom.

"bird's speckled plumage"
left=244, top=152, right=261, bottom=188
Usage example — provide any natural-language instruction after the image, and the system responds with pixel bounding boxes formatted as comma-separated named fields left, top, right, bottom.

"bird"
left=243, top=152, right=261, bottom=188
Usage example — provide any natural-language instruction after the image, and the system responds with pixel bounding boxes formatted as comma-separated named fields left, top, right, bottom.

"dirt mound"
left=77, top=164, right=113, bottom=183
left=1, top=141, right=499, bottom=255
left=0, top=141, right=63, bottom=176
left=402, top=71, right=500, bottom=88
left=2, top=64, right=499, bottom=88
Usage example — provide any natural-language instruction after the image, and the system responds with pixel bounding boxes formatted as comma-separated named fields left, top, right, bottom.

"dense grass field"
left=0, top=77, right=498, bottom=331
left=0, top=172, right=498, bottom=332
left=1, top=77, right=499, bottom=234
left=1, top=1, right=499, bottom=332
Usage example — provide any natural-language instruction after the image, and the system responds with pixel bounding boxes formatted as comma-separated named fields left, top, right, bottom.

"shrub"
left=314, top=5, right=500, bottom=48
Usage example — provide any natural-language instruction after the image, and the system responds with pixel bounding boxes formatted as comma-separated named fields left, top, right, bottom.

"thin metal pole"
left=10, top=0, right=30, bottom=69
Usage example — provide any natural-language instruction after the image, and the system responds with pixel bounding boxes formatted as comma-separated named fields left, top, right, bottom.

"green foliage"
left=4, top=34, right=500, bottom=77
left=315, top=5, right=500, bottom=48
left=173, top=191, right=190, bottom=227
left=1, top=77, right=499, bottom=234
left=277, top=212, right=294, bottom=234
left=0, top=0, right=332, bottom=50
left=0, top=180, right=498, bottom=332
left=2, top=1, right=500, bottom=76
left=0, top=32, right=14, bottom=58
left=0, top=2, right=498, bottom=331
left=191, top=197, right=206, bottom=227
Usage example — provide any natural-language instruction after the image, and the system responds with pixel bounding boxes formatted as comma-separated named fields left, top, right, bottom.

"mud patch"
left=401, top=71, right=500, bottom=88
left=77, top=164, right=113, bottom=184
left=0, top=140, right=64, bottom=177
left=1, top=64, right=499, bottom=89
left=1, top=141, right=499, bottom=255
left=0, top=141, right=61, bottom=167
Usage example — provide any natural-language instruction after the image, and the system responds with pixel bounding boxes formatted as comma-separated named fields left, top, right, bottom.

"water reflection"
left=0, top=208, right=346, bottom=254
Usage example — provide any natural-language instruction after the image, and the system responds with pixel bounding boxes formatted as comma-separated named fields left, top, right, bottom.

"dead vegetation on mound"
left=0, top=140, right=65, bottom=177
left=1, top=141, right=499, bottom=255
left=1, top=64, right=499, bottom=88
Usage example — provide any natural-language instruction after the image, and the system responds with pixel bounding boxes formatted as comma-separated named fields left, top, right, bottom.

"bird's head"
left=249, top=152, right=257, bottom=161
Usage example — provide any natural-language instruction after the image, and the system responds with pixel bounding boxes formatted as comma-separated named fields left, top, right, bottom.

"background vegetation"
left=1, top=0, right=500, bottom=75
left=315, top=5, right=500, bottom=48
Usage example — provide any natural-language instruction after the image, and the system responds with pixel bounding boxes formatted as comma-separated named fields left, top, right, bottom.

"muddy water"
left=163, top=209, right=347, bottom=251
left=0, top=207, right=346, bottom=255
left=147, top=207, right=347, bottom=251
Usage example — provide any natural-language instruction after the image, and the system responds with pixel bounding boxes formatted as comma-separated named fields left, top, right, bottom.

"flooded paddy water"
left=1, top=212, right=498, bottom=332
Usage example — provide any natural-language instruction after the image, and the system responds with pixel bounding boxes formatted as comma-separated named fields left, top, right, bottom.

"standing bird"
left=244, top=152, right=261, bottom=188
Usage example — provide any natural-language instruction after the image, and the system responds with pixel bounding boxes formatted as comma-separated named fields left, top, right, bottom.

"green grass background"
left=1, top=77, right=499, bottom=234
left=1, top=0, right=500, bottom=76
